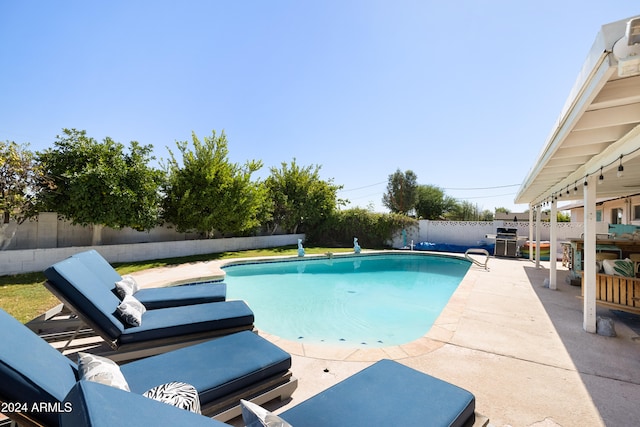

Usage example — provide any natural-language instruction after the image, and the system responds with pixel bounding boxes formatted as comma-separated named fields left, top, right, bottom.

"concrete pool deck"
left=132, top=253, right=640, bottom=426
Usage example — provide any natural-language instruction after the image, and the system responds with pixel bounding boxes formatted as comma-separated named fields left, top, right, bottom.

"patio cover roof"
left=516, top=16, right=640, bottom=207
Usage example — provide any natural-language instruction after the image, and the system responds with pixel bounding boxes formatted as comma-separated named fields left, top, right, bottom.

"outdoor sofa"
left=71, top=250, right=227, bottom=309
left=60, top=359, right=483, bottom=427
left=43, top=256, right=254, bottom=360
left=0, top=308, right=297, bottom=426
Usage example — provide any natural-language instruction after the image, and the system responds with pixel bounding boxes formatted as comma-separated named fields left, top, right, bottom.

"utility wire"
left=338, top=181, right=386, bottom=192
left=443, top=184, right=520, bottom=190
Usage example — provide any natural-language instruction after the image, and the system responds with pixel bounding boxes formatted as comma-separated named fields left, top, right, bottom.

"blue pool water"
left=224, top=253, right=470, bottom=348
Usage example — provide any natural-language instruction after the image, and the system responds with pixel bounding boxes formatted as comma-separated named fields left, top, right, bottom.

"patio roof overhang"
left=516, top=16, right=640, bottom=207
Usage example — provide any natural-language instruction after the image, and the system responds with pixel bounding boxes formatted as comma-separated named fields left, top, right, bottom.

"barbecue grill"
left=494, top=227, right=518, bottom=257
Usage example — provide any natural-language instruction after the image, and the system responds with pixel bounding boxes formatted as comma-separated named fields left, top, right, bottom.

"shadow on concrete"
left=523, top=264, right=640, bottom=426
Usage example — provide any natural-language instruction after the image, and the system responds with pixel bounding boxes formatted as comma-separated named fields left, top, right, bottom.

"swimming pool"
left=223, top=253, right=470, bottom=348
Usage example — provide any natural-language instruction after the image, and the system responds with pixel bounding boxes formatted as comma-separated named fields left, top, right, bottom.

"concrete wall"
left=388, top=220, right=595, bottom=261
left=4, top=213, right=203, bottom=250
left=416, top=220, right=589, bottom=245
left=0, top=215, right=614, bottom=275
left=0, top=234, right=304, bottom=275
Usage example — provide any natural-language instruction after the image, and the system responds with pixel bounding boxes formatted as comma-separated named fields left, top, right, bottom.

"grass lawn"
left=0, top=245, right=353, bottom=323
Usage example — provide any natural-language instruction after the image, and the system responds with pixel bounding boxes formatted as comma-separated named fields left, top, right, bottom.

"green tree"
left=0, top=141, right=41, bottom=224
left=264, top=159, right=343, bottom=234
left=479, top=209, right=494, bottom=221
left=162, top=130, right=266, bottom=236
left=0, top=141, right=43, bottom=249
left=382, top=169, right=418, bottom=215
left=495, top=207, right=510, bottom=215
left=37, top=129, right=163, bottom=244
left=414, top=184, right=457, bottom=220
left=307, top=208, right=418, bottom=247
left=446, top=200, right=478, bottom=221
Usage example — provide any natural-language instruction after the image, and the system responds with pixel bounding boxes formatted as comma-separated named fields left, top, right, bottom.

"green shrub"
left=306, top=208, right=417, bottom=248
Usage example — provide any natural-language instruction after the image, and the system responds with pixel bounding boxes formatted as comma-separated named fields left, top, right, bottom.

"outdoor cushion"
left=61, top=381, right=229, bottom=427
left=71, top=249, right=227, bottom=309
left=279, top=359, right=476, bottom=427
left=77, top=352, right=130, bottom=391
left=241, top=399, right=292, bottom=427
left=117, top=300, right=253, bottom=344
left=116, top=294, right=147, bottom=327
left=134, top=283, right=227, bottom=310
left=0, top=309, right=79, bottom=426
left=602, top=258, right=635, bottom=277
left=142, top=381, right=201, bottom=414
left=44, top=257, right=125, bottom=340
left=115, top=275, right=139, bottom=297
left=121, top=330, right=292, bottom=403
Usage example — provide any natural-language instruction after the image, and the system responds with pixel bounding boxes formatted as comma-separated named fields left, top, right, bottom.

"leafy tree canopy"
left=414, top=184, right=457, bottom=220
left=382, top=169, right=418, bottom=215
left=36, top=128, right=163, bottom=231
left=162, top=130, right=266, bottom=236
left=0, top=141, right=41, bottom=224
left=446, top=200, right=482, bottom=221
left=264, top=159, right=344, bottom=234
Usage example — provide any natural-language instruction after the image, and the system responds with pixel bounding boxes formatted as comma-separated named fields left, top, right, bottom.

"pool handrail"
left=465, top=248, right=490, bottom=271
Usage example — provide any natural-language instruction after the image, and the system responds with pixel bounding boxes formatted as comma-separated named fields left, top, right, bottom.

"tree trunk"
left=91, top=224, right=104, bottom=246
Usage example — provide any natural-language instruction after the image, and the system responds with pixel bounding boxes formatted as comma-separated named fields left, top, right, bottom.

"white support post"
left=528, top=208, right=534, bottom=261
left=583, top=178, right=597, bottom=333
left=535, top=205, right=541, bottom=269
left=550, top=198, right=557, bottom=290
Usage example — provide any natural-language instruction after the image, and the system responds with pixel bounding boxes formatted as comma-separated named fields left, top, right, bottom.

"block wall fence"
left=1, top=213, right=602, bottom=275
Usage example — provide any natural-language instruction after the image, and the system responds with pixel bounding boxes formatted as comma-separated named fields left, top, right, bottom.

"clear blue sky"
left=1, top=1, right=638, bottom=213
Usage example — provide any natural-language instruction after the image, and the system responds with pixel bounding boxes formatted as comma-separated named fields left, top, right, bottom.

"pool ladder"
left=464, top=248, right=490, bottom=271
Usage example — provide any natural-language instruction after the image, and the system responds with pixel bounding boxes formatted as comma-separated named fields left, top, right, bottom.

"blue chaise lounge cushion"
left=71, top=250, right=226, bottom=309
left=280, top=359, right=476, bottom=427
left=117, top=300, right=254, bottom=344
left=121, top=330, right=292, bottom=403
left=61, top=381, right=230, bottom=427
left=44, top=257, right=125, bottom=341
left=0, top=309, right=78, bottom=426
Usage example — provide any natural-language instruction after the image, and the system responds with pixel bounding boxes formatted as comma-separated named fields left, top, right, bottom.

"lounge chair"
left=71, top=250, right=226, bottom=309
left=61, top=359, right=484, bottom=427
left=0, top=308, right=297, bottom=426
left=43, top=256, right=254, bottom=360
left=279, top=359, right=478, bottom=426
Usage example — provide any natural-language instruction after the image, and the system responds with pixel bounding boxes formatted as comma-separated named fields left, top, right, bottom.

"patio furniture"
left=279, top=359, right=479, bottom=427
left=0, top=308, right=297, bottom=426
left=61, top=359, right=486, bottom=427
left=582, top=272, right=640, bottom=314
left=71, top=250, right=227, bottom=309
left=43, top=256, right=254, bottom=361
